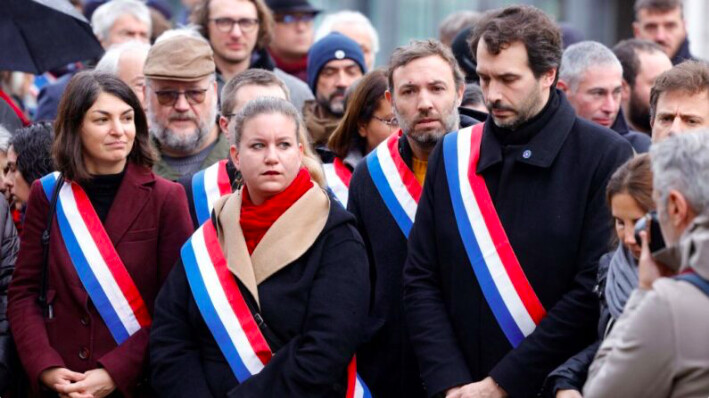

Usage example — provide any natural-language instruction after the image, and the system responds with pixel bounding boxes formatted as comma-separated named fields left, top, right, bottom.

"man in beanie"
left=144, top=29, right=228, bottom=181
left=267, top=0, right=320, bottom=82
left=304, top=32, right=366, bottom=154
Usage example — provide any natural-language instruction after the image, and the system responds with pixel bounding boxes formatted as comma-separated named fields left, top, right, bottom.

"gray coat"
left=0, top=197, right=19, bottom=392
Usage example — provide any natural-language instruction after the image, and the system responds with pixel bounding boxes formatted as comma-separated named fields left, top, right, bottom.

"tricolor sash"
left=192, top=160, right=232, bottom=225
left=323, top=157, right=352, bottom=207
left=366, top=132, right=421, bottom=237
left=182, top=220, right=372, bottom=396
left=442, top=124, right=546, bottom=347
left=39, top=172, right=151, bottom=344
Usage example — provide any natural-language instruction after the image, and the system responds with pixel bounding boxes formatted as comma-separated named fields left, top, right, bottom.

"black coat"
left=149, top=198, right=370, bottom=397
left=348, top=134, right=427, bottom=398
left=403, top=91, right=633, bottom=397
left=611, top=108, right=650, bottom=153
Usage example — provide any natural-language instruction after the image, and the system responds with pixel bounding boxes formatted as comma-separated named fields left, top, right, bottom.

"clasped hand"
left=40, top=367, right=116, bottom=398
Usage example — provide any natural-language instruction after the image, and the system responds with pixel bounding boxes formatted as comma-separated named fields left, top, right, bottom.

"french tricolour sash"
left=192, top=159, right=232, bottom=225
left=323, top=158, right=352, bottom=207
left=442, top=124, right=546, bottom=347
left=39, top=172, right=151, bottom=344
left=182, top=221, right=372, bottom=397
left=366, top=131, right=421, bottom=237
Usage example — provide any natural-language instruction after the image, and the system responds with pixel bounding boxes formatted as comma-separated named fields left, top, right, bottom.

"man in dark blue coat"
left=349, top=39, right=478, bottom=398
left=403, top=6, right=633, bottom=397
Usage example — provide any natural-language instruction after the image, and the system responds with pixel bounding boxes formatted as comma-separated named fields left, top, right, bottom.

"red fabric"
left=0, top=89, right=30, bottom=127
left=240, top=168, right=313, bottom=254
left=268, top=50, right=308, bottom=82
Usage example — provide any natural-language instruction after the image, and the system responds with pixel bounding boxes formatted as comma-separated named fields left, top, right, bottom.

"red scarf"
left=240, top=168, right=313, bottom=254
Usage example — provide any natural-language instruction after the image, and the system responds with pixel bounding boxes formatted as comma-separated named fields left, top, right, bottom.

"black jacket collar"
left=671, top=38, right=694, bottom=65
left=478, top=89, right=576, bottom=173
left=611, top=108, right=630, bottom=136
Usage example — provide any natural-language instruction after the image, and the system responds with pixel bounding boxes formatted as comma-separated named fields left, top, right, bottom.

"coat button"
left=80, top=316, right=90, bottom=326
left=78, top=347, right=90, bottom=360
left=522, top=149, right=532, bottom=159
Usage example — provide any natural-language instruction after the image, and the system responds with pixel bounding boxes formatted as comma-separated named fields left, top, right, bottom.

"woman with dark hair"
left=150, top=97, right=370, bottom=397
left=8, top=71, right=193, bottom=397
left=5, top=122, right=54, bottom=206
left=326, top=69, right=395, bottom=206
left=546, top=154, right=654, bottom=398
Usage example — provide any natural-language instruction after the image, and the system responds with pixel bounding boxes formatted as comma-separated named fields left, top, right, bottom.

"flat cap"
left=144, top=35, right=215, bottom=81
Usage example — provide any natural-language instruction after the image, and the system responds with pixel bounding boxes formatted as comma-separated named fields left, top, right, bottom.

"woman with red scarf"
left=150, top=97, right=371, bottom=397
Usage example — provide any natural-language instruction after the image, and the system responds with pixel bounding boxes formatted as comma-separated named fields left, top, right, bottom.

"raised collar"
left=477, top=89, right=576, bottom=173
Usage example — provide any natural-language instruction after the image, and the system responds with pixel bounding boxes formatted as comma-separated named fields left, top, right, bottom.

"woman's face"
left=611, top=192, right=647, bottom=259
left=5, top=146, right=31, bottom=205
left=233, top=112, right=303, bottom=205
left=360, top=98, right=397, bottom=153
left=80, top=92, right=136, bottom=175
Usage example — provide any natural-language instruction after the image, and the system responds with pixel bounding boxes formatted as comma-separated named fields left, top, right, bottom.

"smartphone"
left=634, top=211, right=666, bottom=253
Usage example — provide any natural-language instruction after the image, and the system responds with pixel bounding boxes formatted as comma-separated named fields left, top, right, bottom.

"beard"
left=486, top=81, right=544, bottom=130
left=317, top=87, right=347, bottom=116
left=628, top=89, right=652, bottom=132
left=394, top=98, right=460, bottom=150
left=148, top=99, right=218, bottom=154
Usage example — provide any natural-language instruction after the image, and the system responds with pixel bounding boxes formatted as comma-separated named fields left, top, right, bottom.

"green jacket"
left=152, top=133, right=230, bottom=181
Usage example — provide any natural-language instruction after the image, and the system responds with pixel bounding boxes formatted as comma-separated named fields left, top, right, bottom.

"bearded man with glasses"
left=143, top=30, right=228, bottom=182
left=265, top=0, right=321, bottom=82
left=192, top=0, right=314, bottom=112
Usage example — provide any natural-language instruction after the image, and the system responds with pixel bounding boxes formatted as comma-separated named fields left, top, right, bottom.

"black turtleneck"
left=82, top=169, right=126, bottom=223
left=489, top=89, right=560, bottom=146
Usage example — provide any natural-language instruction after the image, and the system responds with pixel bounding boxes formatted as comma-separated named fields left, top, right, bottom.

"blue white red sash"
left=39, top=172, right=151, bottom=344
left=323, top=157, right=352, bottom=207
left=192, top=159, right=232, bottom=225
left=366, top=131, right=421, bottom=237
left=442, top=124, right=546, bottom=347
left=182, top=220, right=371, bottom=396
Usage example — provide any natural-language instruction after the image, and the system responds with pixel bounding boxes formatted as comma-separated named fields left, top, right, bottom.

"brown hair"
left=53, top=71, right=155, bottom=183
left=192, top=0, right=274, bottom=50
left=612, top=39, right=665, bottom=88
left=634, top=0, right=683, bottom=17
left=469, top=5, right=562, bottom=86
left=387, top=39, right=464, bottom=98
left=606, top=154, right=655, bottom=214
left=221, top=69, right=290, bottom=115
left=329, top=69, right=388, bottom=158
left=649, top=61, right=709, bottom=122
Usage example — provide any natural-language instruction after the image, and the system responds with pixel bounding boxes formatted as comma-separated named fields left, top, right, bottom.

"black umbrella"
left=0, top=0, right=104, bottom=74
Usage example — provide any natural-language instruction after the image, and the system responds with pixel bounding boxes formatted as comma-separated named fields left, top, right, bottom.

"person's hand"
left=445, top=377, right=507, bottom=398
left=638, top=230, right=675, bottom=289
left=556, top=389, right=583, bottom=398
left=39, top=367, right=86, bottom=391
left=54, top=368, right=116, bottom=398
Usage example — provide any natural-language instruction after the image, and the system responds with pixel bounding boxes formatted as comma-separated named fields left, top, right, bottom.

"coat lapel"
left=213, top=185, right=331, bottom=306
left=251, top=186, right=330, bottom=285
left=103, top=163, right=154, bottom=244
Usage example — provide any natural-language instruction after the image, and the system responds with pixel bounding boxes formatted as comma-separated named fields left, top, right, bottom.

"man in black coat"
left=349, top=39, right=478, bottom=398
left=403, top=6, right=633, bottom=397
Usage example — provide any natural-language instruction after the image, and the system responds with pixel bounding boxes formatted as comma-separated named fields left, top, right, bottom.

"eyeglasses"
left=209, top=17, right=259, bottom=33
left=274, top=13, right=315, bottom=24
left=153, top=89, right=208, bottom=106
left=372, top=115, right=399, bottom=127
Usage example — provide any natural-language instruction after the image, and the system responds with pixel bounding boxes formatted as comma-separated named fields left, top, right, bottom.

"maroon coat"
left=8, top=163, right=192, bottom=397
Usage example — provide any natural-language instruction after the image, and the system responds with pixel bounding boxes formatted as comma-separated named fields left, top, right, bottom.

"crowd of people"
left=1, top=0, right=709, bottom=397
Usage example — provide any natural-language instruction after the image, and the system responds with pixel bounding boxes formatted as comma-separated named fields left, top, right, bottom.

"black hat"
left=266, top=0, right=321, bottom=14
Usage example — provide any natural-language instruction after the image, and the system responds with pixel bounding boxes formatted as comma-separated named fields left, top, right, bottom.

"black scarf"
left=488, top=89, right=561, bottom=146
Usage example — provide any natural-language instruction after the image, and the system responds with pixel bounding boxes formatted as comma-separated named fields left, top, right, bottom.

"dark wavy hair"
left=53, top=71, right=155, bottom=183
left=469, top=5, right=562, bottom=86
left=11, top=122, right=54, bottom=184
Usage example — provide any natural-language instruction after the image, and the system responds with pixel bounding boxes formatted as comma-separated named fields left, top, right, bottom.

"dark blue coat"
left=403, top=91, right=633, bottom=397
left=149, top=197, right=370, bottom=397
left=611, top=108, right=650, bottom=153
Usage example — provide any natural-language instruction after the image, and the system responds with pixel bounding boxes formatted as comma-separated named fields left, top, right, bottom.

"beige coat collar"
left=212, top=184, right=330, bottom=305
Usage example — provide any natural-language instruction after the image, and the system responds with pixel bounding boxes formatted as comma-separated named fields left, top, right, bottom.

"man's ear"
left=667, top=189, right=691, bottom=228
left=556, top=79, right=570, bottom=94
left=456, top=84, right=465, bottom=107
left=385, top=90, right=392, bottom=105
left=621, top=80, right=631, bottom=102
left=219, top=116, right=230, bottom=137
left=632, top=21, right=641, bottom=38
left=230, top=145, right=239, bottom=170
